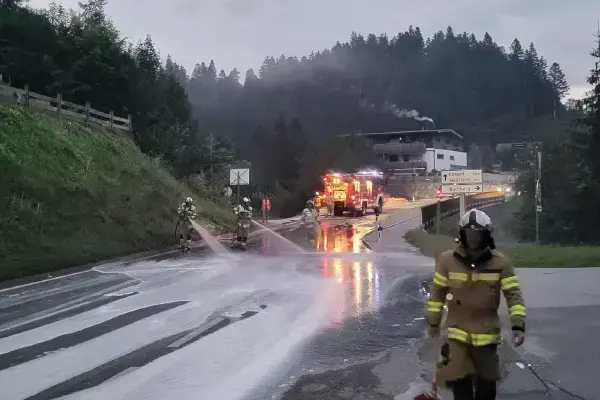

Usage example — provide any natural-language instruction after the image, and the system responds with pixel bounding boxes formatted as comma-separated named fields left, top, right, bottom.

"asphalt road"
left=0, top=199, right=598, bottom=400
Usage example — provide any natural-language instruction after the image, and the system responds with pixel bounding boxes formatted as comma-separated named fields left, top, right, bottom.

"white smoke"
left=383, top=102, right=435, bottom=125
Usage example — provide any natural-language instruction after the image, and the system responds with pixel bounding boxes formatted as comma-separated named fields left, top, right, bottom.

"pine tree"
left=549, top=62, right=570, bottom=99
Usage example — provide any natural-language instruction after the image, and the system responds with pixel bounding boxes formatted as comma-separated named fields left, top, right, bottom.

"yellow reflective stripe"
left=427, top=301, right=444, bottom=313
left=472, top=273, right=500, bottom=281
left=501, top=276, right=520, bottom=290
left=449, top=272, right=468, bottom=281
left=447, top=329, right=500, bottom=346
left=433, top=272, right=448, bottom=287
left=448, top=327, right=469, bottom=342
left=509, top=304, right=526, bottom=316
left=471, top=333, right=500, bottom=346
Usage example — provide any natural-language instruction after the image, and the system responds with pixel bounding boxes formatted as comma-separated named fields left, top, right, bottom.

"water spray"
left=251, top=220, right=306, bottom=253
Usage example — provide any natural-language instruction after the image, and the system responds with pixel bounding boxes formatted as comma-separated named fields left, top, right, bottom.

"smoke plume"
left=383, top=102, right=435, bottom=125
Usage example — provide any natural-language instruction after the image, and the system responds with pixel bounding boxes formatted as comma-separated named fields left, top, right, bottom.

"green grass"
left=0, top=105, right=235, bottom=281
left=405, top=229, right=600, bottom=268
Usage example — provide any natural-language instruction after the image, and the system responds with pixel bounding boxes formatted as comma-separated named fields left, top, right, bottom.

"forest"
left=1, top=0, right=600, bottom=243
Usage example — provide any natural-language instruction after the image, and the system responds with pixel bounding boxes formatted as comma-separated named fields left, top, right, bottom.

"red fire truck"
left=321, top=170, right=385, bottom=216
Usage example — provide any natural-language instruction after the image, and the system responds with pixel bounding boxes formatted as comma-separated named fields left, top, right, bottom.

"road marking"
left=0, top=280, right=139, bottom=334
left=167, top=317, right=226, bottom=348
left=105, top=367, right=139, bottom=383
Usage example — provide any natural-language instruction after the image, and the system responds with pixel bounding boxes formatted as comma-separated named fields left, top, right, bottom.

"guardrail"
left=421, top=191, right=506, bottom=230
left=0, top=76, right=131, bottom=132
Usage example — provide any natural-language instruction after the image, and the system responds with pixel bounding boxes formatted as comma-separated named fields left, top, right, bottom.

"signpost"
left=441, top=169, right=483, bottom=217
left=440, top=184, right=483, bottom=194
left=442, top=169, right=483, bottom=184
left=229, top=168, right=250, bottom=205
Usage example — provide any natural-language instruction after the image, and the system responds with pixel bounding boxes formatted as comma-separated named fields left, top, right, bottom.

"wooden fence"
left=0, top=76, right=131, bottom=132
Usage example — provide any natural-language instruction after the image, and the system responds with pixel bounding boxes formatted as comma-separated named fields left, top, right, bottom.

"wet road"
left=0, top=201, right=434, bottom=400
left=2, top=199, right=596, bottom=400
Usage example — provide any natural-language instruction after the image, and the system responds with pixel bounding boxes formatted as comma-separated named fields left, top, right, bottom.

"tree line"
left=4, top=0, right=586, bottom=223
left=0, top=0, right=233, bottom=184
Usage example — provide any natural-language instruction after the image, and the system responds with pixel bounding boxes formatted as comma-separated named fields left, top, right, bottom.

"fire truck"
left=321, top=170, right=385, bottom=217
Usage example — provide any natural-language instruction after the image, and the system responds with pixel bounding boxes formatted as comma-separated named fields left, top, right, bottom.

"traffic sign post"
left=441, top=169, right=483, bottom=184
left=229, top=168, right=250, bottom=205
left=440, top=184, right=483, bottom=194
left=441, top=170, right=483, bottom=218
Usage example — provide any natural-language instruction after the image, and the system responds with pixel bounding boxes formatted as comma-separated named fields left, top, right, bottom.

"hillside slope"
left=0, top=105, right=234, bottom=281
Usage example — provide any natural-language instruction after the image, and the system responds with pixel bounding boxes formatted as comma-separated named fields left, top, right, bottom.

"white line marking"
left=167, top=317, right=226, bottom=348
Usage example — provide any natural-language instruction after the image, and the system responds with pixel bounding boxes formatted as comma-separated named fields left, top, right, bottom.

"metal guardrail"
left=421, top=192, right=506, bottom=229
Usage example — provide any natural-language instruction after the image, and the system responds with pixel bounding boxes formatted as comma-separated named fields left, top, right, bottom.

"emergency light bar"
left=356, top=169, right=383, bottom=177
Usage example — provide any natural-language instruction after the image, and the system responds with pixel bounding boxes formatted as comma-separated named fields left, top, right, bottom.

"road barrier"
left=421, top=192, right=506, bottom=230
left=0, top=75, right=131, bottom=133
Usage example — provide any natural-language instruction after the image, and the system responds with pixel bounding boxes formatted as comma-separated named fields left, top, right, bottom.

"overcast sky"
left=30, top=0, right=600, bottom=99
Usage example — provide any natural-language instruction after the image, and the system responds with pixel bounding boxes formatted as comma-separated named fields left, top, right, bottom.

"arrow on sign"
left=476, top=186, right=480, bottom=190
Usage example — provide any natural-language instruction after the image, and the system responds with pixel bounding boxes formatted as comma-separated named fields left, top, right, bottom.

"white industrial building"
left=344, top=129, right=468, bottom=174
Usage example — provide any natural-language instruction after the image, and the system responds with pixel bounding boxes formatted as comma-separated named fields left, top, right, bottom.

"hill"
left=0, top=105, right=234, bottom=282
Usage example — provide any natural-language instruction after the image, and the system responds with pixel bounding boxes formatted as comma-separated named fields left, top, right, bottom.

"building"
left=344, top=129, right=467, bottom=174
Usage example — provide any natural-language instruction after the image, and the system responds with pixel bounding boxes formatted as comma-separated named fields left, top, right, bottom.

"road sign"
left=441, top=169, right=482, bottom=184
left=441, top=184, right=483, bottom=194
left=229, top=168, right=250, bottom=185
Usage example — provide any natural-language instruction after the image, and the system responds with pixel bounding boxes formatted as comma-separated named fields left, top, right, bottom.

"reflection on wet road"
left=250, top=218, right=431, bottom=400
left=0, top=209, right=432, bottom=400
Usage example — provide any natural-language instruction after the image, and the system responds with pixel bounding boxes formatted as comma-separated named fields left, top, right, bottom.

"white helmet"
left=242, top=197, right=250, bottom=203
left=458, top=209, right=495, bottom=250
left=459, top=209, right=492, bottom=231
left=185, top=197, right=193, bottom=204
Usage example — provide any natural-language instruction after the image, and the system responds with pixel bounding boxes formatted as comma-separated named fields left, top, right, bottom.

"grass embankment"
left=405, top=199, right=600, bottom=268
left=0, top=105, right=234, bottom=281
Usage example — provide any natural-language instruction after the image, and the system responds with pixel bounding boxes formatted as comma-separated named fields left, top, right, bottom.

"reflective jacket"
left=233, top=204, right=252, bottom=224
left=427, top=246, right=526, bottom=347
left=261, top=199, right=271, bottom=210
left=301, top=208, right=318, bottom=228
left=177, top=203, right=197, bottom=221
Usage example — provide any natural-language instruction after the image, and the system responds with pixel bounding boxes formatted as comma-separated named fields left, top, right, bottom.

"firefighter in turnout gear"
left=232, top=197, right=252, bottom=250
left=177, top=197, right=197, bottom=250
left=301, top=200, right=319, bottom=244
left=427, top=209, right=525, bottom=400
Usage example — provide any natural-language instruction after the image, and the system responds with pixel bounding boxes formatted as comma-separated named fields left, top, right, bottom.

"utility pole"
left=209, top=133, right=214, bottom=182
left=535, top=147, right=542, bottom=245
left=511, top=142, right=542, bottom=244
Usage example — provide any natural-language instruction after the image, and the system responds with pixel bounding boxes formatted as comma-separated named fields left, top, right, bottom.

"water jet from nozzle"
left=251, top=220, right=306, bottom=253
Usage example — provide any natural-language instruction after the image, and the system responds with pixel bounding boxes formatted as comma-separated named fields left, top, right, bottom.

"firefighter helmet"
left=459, top=209, right=492, bottom=231
left=458, top=209, right=495, bottom=249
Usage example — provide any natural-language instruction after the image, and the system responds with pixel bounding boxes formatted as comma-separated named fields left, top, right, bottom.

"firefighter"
left=177, top=197, right=197, bottom=250
left=327, top=192, right=334, bottom=216
left=427, top=209, right=525, bottom=400
left=232, top=197, right=252, bottom=250
left=301, top=199, right=319, bottom=244
left=313, top=192, right=321, bottom=216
